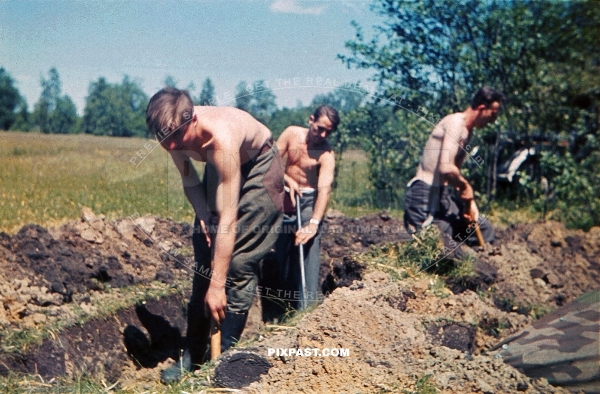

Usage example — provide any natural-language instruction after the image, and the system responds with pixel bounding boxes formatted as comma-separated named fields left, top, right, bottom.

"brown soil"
left=0, top=208, right=598, bottom=393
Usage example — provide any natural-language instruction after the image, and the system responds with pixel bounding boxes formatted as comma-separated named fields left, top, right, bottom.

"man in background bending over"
left=264, top=105, right=339, bottom=315
left=404, top=87, right=505, bottom=256
left=146, top=87, right=284, bottom=382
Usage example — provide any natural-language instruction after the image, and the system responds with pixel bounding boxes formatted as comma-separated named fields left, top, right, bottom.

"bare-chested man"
left=263, top=105, right=339, bottom=315
left=404, top=87, right=504, bottom=255
left=146, top=87, right=284, bottom=382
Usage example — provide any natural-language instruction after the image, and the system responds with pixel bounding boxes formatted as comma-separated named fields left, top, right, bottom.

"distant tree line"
left=0, top=68, right=366, bottom=140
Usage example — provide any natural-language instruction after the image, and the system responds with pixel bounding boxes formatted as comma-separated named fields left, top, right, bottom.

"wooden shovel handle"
left=468, top=203, right=485, bottom=246
left=210, top=320, right=221, bottom=360
left=473, top=220, right=485, bottom=246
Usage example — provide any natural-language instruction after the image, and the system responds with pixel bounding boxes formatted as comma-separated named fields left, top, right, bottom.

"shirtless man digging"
left=263, top=105, right=339, bottom=316
left=404, top=87, right=505, bottom=257
left=146, top=87, right=284, bottom=382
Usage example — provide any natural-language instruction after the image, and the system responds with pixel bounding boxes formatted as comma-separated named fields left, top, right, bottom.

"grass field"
left=0, top=132, right=393, bottom=234
left=0, top=132, right=190, bottom=233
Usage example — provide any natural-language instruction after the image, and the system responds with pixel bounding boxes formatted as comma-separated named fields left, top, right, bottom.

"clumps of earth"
left=0, top=208, right=598, bottom=393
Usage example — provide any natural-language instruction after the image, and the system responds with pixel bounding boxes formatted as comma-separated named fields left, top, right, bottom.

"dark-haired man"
left=263, top=105, right=339, bottom=315
left=404, top=87, right=505, bottom=255
left=146, top=87, right=284, bottom=381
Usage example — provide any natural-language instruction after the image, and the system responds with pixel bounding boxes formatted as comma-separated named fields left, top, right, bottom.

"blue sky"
left=1, top=0, right=381, bottom=114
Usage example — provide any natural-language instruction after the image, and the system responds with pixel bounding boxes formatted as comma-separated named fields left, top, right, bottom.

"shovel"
left=468, top=203, right=485, bottom=246
left=296, top=195, right=308, bottom=310
left=210, top=319, right=221, bottom=360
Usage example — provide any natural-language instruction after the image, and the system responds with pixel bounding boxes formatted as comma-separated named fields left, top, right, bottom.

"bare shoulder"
left=285, top=125, right=307, bottom=136
left=199, top=106, right=268, bottom=147
left=320, top=142, right=335, bottom=159
left=432, top=112, right=465, bottom=142
left=442, top=112, right=466, bottom=131
left=199, top=106, right=257, bottom=126
left=279, top=125, right=306, bottom=143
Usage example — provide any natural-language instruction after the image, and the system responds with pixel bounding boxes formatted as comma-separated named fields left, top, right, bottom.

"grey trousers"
left=185, top=142, right=284, bottom=363
left=404, top=180, right=495, bottom=253
left=274, top=190, right=323, bottom=309
left=190, top=142, right=285, bottom=313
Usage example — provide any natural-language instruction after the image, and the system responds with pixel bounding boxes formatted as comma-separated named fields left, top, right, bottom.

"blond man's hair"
left=146, top=87, right=194, bottom=138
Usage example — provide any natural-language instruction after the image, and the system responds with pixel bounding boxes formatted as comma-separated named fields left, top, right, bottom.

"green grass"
left=486, top=200, right=541, bottom=229
left=1, top=132, right=542, bottom=234
left=331, top=149, right=404, bottom=216
left=0, top=133, right=391, bottom=234
left=0, top=132, right=196, bottom=233
left=0, top=369, right=214, bottom=394
left=355, top=225, right=452, bottom=282
left=403, top=374, right=438, bottom=394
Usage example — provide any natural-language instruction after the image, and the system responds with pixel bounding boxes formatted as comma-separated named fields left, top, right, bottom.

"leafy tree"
left=235, top=80, right=277, bottom=125
left=31, top=68, right=79, bottom=133
left=249, top=81, right=277, bottom=125
left=121, top=75, right=149, bottom=136
left=268, top=105, right=312, bottom=138
left=83, top=77, right=110, bottom=135
left=164, top=75, right=178, bottom=88
left=335, top=103, right=431, bottom=209
left=235, top=81, right=252, bottom=112
left=311, top=83, right=367, bottom=115
left=0, top=67, right=21, bottom=130
left=49, top=95, right=78, bottom=134
left=197, top=78, right=216, bottom=105
left=83, top=76, right=148, bottom=137
left=340, top=0, right=600, bottom=225
left=32, top=67, right=62, bottom=133
left=10, top=96, right=31, bottom=131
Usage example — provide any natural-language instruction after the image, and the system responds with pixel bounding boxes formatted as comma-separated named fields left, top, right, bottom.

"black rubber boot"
left=219, top=311, right=248, bottom=353
left=160, top=348, right=192, bottom=384
left=161, top=302, right=210, bottom=384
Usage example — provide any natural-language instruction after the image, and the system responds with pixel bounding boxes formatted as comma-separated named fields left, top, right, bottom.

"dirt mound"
left=243, top=218, right=599, bottom=393
left=478, top=221, right=600, bottom=312
left=320, top=209, right=410, bottom=259
left=0, top=209, right=598, bottom=392
left=0, top=209, right=193, bottom=328
left=244, top=271, right=567, bottom=393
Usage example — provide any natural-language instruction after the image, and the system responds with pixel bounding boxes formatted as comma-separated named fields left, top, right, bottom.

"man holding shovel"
left=146, top=87, right=284, bottom=382
left=264, top=105, right=339, bottom=314
left=404, top=87, right=504, bottom=256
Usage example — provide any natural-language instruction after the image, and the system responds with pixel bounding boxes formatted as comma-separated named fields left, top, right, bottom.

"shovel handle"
left=468, top=203, right=485, bottom=246
left=210, top=319, right=221, bottom=360
left=296, top=195, right=308, bottom=310
left=473, top=220, right=485, bottom=246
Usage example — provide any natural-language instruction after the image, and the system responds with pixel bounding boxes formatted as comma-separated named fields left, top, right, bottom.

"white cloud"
left=270, top=0, right=326, bottom=15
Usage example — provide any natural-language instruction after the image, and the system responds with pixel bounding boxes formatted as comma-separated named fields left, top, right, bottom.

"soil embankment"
left=0, top=208, right=598, bottom=392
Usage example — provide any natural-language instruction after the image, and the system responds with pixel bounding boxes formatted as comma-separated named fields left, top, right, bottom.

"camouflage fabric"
left=492, top=290, right=600, bottom=393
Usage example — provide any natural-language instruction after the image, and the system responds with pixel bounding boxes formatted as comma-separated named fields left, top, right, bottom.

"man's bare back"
left=164, top=106, right=272, bottom=165
left=152, top=99, right=276, bottom=325
left=414, top=112, right=471, bottom=186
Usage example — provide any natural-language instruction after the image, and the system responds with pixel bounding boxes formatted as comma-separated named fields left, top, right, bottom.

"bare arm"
left=277, top=127, right=302, bottom=204
left=204, top=148, right=241, bottom=323
left=437, top=123, right=478, bottom=220
left=438, top=125, right=473, bottom=201
left=296, top=150, right=334, bottom=245
left=170, top=151, right=212, bottom=244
